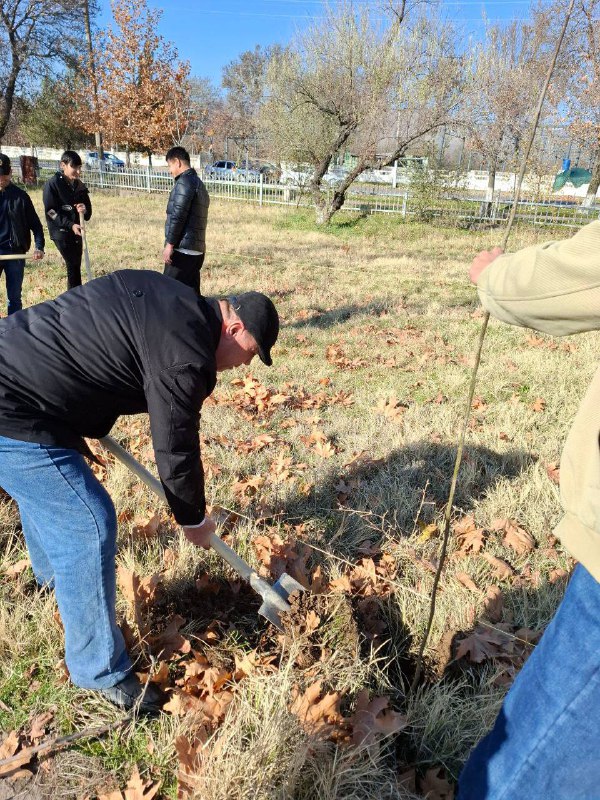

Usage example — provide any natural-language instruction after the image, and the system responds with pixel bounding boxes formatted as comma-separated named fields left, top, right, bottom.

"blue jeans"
left=0, top=247, right=24, bottom=314
left=0, top=435, right=132, bottom=688
left=458, top=564, right=600, bottom=799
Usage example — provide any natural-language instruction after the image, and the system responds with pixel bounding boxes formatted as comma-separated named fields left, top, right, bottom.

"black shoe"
left=100, top=674, right=163, bottom=713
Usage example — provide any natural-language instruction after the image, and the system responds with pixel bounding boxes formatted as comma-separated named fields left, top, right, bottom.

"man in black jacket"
left=43, top=150, right=92, bottom=290
left=163, top=146, right=209, bottom=293
left=0, top=270, right=279, bottom=711
left=0, top=153, right=45, bottom=314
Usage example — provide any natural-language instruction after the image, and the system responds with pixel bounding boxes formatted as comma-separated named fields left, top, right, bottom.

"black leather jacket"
left=165, top=168, right=209, bottom=252
left=0, top=270, right=222, bottom=525
left=43, top=172, right=92, bottom=240
left=0, top=182, right=45, bottom=253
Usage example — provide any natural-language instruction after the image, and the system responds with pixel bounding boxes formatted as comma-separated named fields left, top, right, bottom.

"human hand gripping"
left=182, top=515, right=216, bottom=549
left=470, top=246, right=504, bottom=284
left=162, top=242, right=174, bottom=264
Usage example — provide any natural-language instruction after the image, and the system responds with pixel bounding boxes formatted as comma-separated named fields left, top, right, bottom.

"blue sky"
left=98, top=0, right=537, bottom=87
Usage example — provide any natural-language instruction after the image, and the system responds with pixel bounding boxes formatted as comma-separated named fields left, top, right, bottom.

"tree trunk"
left=582, top=152, right=600, bottom=208
left=83, top=0, right=103, bottom=161
left=479, top=160, right=497, bottom=218
left=314, top=189, right=348, bottom=226
left=0, top=63, right=20, bottom=143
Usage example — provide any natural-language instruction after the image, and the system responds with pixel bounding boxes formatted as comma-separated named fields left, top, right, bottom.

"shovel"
left=79, top=210, right=93, bottom=282
left=99, top=435, right=305, bottom=630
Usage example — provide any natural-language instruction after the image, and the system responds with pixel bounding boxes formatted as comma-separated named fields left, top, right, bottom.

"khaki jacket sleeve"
left=476, top=220, right=600, bottom=336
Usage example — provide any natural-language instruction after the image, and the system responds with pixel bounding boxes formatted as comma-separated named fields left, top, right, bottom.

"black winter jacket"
left=165, top=168, right=209, bottom=252
left=0, top=183, right=45, bottom=253
left=43, top=172, right=92, bottom=240
left=0, top=270, right=222, bottom=525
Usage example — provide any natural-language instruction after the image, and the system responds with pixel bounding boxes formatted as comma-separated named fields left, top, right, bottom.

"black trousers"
left=53, top=236, right=83, bottom=290
left=163, top=251, right=204, bottom=295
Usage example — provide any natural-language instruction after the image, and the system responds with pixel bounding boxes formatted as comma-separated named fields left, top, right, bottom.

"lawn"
left=0, top=191, right=589, bottom=799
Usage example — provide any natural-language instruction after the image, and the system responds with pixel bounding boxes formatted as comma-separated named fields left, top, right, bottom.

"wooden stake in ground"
left=409, top=0, right=576, bottom=693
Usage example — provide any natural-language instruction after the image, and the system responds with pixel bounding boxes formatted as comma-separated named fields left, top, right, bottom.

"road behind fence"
left=35, top=162, right=600, bottom=230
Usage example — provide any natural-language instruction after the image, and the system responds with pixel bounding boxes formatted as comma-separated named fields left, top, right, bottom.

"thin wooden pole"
left=409, top=0, right=576, bottom=693
left=79, top=210, right=93, bottom=281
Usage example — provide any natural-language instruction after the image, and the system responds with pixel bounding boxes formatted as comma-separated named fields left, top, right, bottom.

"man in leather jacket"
left=0, top=153, right=45, bottom=314
left=163, top=146, right=209, bottom=294
left=0, top=270, right=279, bottom=712
left=43, top=150, right=92, bottom=290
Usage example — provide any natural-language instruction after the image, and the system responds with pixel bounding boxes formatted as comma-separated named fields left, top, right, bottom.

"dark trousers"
left=53, top=236, right=83, bottom=290
left=0, top=246, right=24, bottom=314
left=163, top=250, right=204, bottom=294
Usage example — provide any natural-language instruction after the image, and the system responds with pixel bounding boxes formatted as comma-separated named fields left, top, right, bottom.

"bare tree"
left=171, top=76, right=221, bottom=155
left=0, top=0, right=90, bottom=144
left=221, top=45, right=279, bottom=162
left=262, top=2, right=464, bottom=224
left=464, top=10, right=558, bottom=214
left=564, top=0, right=600, bottom=205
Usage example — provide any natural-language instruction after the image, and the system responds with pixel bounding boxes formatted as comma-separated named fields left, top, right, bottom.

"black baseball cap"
left=228, top=292, right=279, bottom=366
left=0, top=154, right=10, bottom=175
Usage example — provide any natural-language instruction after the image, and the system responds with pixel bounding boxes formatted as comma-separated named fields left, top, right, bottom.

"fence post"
left=259, top=173, right=263, bottom=206
left=99, top=165, right=104, bottom=189
left=401, top=192, right=407, bottom=218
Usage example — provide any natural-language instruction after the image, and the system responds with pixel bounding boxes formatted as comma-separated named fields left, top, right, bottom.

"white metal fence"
left=34, top=162, right=599, bottom=230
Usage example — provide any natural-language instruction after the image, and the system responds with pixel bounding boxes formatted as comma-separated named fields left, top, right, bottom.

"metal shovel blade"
left=256, top=572, right=306, bottom=631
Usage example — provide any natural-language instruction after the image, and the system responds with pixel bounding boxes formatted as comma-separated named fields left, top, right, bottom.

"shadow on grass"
left=286, top=300, right=390, bottom=330
left=281, top=440, right=534, bottom=553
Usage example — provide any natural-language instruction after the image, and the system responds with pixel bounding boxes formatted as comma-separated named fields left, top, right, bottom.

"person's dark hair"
left=0, top=153, right=11, bottom=176
left=166, top=146, right=190, bottom=164
left=60, top=150, right=82, bottom=167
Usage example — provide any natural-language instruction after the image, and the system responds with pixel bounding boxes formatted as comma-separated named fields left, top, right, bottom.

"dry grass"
left=0, top=190, right=589, bottom=798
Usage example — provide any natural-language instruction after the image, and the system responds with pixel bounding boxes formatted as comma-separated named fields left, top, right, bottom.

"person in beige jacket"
left=458, top=220, right=600, bottom=799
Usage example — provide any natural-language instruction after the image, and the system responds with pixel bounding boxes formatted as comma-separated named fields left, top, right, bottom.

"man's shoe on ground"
left=100, top=674, right=163, bottom=713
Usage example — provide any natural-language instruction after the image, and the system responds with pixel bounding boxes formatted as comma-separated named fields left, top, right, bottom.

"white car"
left=204, top=160, right=237, bottom=180
left=85, top=152, right=125, bottom=172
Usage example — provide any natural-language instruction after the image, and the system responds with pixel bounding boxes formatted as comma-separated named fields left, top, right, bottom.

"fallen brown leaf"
left=482, top=586, right=504, bottom=623
left=419, top=765, right=455, bottom=800
left=349, top=690, right=407, bottom=747
left=131, top=513, right=161, bottom=540
left=2, top=558, right=30, bottom=578
left=502, top=521, right=536, bottom=555
left=453, top=515, right=485, bottom=554
left=97, top=764, right=161, bottom=800
left=0, top=730, right=34, bottom=778
left=290, top=681, right=348, bottom=741
left=455, top=625, right=513, bottom=663
left=455, top=572, right=480, bottom=593
left=481, top=552, right=515, bottom=580
left=27, top=711, right=54, bottom=744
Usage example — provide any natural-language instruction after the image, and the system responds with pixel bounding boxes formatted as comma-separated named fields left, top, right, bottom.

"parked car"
left=204, top=160, right=237, bottom=180
left=235, top=161, right=261, bottom=183
left=85, top=151, right=125, bottom=172
left=279, top=164, right=313, bottom=186
left=235, top=160, right=281, bottom=183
